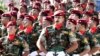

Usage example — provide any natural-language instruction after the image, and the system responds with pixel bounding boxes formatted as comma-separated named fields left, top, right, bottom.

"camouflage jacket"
left=43, top=26, right=75, bottom=51
left=0, top=36, right=23, bottom=56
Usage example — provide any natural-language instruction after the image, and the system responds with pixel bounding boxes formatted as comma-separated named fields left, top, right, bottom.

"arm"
left=66, top=41, right=78, bottom=54
left=66, top=32, right=78, bottom=54
left=22, top=41, right=30, bottom=56
left=36, top=28, right=47, bottom=54
left=37, top=38, right=47, bottom=54
left=80, top=45, right=90, bottom=56
left=80, top=38, right=90, bottom=56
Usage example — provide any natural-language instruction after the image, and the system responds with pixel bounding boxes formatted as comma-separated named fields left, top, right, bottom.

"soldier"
left=0, top=10, right=4, bottom=19
left=19, top=15, right=44, bottom=56
left=72, top=0, right=80, bottom=9
left=29, top=12, right=53, bottom=56
left=0, top=13, right=11, bottom=37
left=17, top=14, right=25, bottom=31
left=18, top=3, right=28, bottom=15
left=29, top=2, right=41, bottom=21
left=10, top=11, right=17, bottom=23
left=42, top=16, right=53, bottom=28
left=11, top=7, right=19, bottom=13
left=74, top=19, right=91, bottom=56
left=0, top=10, right=4, bottom=37
left=82, top=11, right=93, bottom=28
left=42, top=0, right=51, bottom=10
left=37, top=10, right=78, bottom=56
left=32, top=9, right=51, bottom=31
left=68, top=10, right=82, bottom=20
left=88, top=17, right=100, bottom=56
left=8, top=2, right=15, bottom=11
left=0, top=21, right=23, bottom=56
left=86, top=2, right=95, bottom=13
left=66, top=18, right=79, bottom=56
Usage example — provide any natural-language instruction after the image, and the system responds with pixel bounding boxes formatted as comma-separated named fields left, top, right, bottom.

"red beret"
left=78, top=19, right=87, bottom=27
left=60, top=3, right=66, bottom=7
left=44, top=16, right=53, bottom=22
left=8, top=3, right=14, bottom=7
left=43, top=0, right=50, bottom=4
left=55, top=0, right=61, bottom=3
left=73, top=0, right=80, bottom=3
left=92, top=17, right=99, bottom=25
left=40, top=10, right=50, bottom=16
left=18, top=14, right=25, bottom=20
left=12, top=7, right=19, bottom=12
left=71, top=10, right=82, bottom=15
left=76, top=4, right=84, bottom=8
left=32, top=2, right=41, bottom=11
left=0, top=10, right=4, bottom=15
left=54, top=10, right=65, bottom=16
left=68, top=19, right=77, bottom=25
left=20, top=3, right=27, bottom=9
left=10, top=11, right=17, bottom=18
left=33, top=2, right=41, bottom=7
left=88, top=2, right=95, bottom=7
left=43, top=9, right=50, bottom=14
left=83, top=11, right=93, bottom=16
left=24, top=15, right=34, bottom=22
left=1, top=13, right=11, bottom=19
left=32, top=6, right=40, bottom=12
left=7, top=21, right=16, bottom=28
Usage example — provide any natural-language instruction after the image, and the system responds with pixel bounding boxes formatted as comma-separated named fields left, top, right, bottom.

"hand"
left=23, top=41, right=29, bottom=51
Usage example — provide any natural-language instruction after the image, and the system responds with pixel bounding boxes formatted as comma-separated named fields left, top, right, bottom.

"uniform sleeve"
left=69, top=32, right=78, bottom=42
left=38, top=28, right=46, bottom=42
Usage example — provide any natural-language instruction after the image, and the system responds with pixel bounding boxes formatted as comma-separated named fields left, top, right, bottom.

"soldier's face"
left=54, top=16, right=64, bottom=24
left=90, top=20, right=95, bottom=27
left=32, top=9, right=38, bottom=15
left=1, top=17, right=9, bottom=25
left=66, top=21, right=75, bottom=29
left=38, top=15, right=43, bottom=25
left=22, top=19, right=30, bottom=27
left=42, top=18, right=50, bottom=28
left=17, top=18, right=23, bottom=25
left=69, top=14, right=79, bottom=20
left=20, top=6, right=26, bottom=13
left=7, top=26, right=17, bottom=34
left=76, top=24, right=82, bottom=31
left=11, top=16, right=16, bottom=22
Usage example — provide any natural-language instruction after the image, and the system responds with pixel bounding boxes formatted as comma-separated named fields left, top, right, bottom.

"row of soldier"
left=0, top=0, right=100, bottom=56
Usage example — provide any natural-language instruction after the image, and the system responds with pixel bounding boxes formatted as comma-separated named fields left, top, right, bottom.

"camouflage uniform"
left=88, top=28, right=100, bottom=48
left=18, top=25, right=41, bottom=53
left=74, top=31, right=91, bottom=54
left=0, top=26, right=7, bottom=38
left=95, top=27, right=100, bottom=44
left=33, top=22, right=42, bottom=37
left=0, top=35, right=23, bottom=56
left=39, top=25, right=77, bottom=55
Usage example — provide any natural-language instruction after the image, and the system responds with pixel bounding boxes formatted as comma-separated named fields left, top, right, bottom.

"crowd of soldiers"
left=0, top=0, right=100, bottom=56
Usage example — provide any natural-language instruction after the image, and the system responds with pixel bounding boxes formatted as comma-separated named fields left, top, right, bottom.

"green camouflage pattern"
left=45, top=26, right=71, bottom=51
